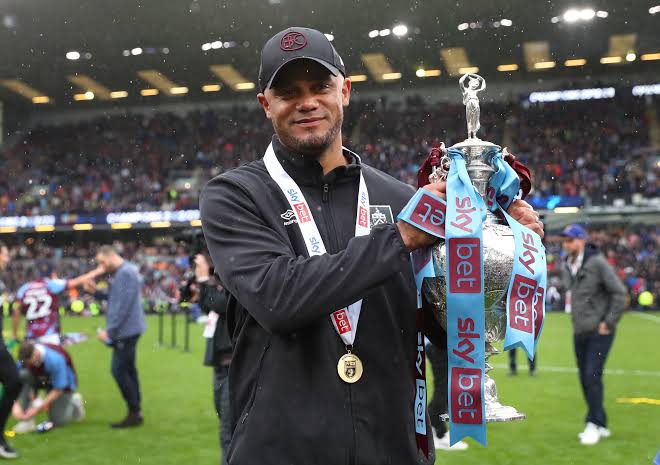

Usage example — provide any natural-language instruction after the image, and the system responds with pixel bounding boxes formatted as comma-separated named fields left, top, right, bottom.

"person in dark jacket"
left=560, top=224, right=626, bottom=446
left=200, top=27, right=544, bottom=465
left=195, top=253, right=232, bottom=465
left=0, top=242, right=20, bottom=458
left=90, top=245, right=147, bottom=428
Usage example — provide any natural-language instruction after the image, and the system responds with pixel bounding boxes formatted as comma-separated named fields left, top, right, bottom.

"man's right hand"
left=83, top=280, right=97, bottom=293
left=194, top=254, right=211, bottom=281
left=396, top=182, right=447, bottom=252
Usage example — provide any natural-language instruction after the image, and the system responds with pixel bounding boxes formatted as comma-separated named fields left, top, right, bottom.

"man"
left=13, top=268, right=104, bottom=345
left=0, top=242, right=20, bottom=458
left=91, top=245, right=146, bottom=428
left=200, top=27, right=544, bottom=464
left=561, top=224, right=626, bottom=446
left=12, top=340, right=84, bottom=430
left=195, top=254, right=232, bottom=465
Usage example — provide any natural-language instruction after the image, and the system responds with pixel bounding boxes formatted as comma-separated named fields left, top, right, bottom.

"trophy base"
left=484, top=401, right=527, bottom=423
left=439, top=403, right=526, bottom=424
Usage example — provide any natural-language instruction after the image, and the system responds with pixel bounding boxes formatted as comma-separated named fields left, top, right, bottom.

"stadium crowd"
left=4, top=241, right=188, bottom=312
left=1, top=95, right=656, bottom=217
left=3, top=223, right=658, bottom=313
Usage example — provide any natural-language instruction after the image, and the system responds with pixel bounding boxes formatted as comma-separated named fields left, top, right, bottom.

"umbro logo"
left=281, top=209, right=298, bottom=226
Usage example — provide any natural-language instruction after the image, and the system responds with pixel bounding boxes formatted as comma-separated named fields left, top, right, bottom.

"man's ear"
left=341, top=77, right=351, bottom=107
left=257, top=93, right=272, bottom=119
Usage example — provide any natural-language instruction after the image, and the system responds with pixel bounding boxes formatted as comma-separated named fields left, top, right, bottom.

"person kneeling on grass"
left=12, top=341, right=84, bottom=433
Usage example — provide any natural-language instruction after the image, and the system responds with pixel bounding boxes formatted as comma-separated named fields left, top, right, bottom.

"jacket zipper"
left=322, top=183, right=329, bottom=203
left=321, top=183, right=340, bottom=252
left=322, top=182, right=357, bottom=464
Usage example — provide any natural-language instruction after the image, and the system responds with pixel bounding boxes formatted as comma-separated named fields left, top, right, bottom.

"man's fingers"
left=511, top=199, right=533, bottom=210
left=422, top=181, right=447, bottom=200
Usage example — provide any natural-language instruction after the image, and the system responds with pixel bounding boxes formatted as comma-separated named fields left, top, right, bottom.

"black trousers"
left=509, top=348, right=537, bottom=373
left=426, top=342, right=448, bottom=437
left=0, top=346, right=20, bottom=437
left=574, top=331, right=615, bottom=428
left=213, top=365, right=232, bottom=465
left=111, top=335, right=142, bottom=413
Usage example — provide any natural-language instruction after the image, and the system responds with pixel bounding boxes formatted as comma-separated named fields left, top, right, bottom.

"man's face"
left=96, top=253, right=115, bottom=272
left=257, top=60, right=351, bottom=156
left=562, top=237, right=584, bottom=255
left=0, top=246, right=9, bottom=271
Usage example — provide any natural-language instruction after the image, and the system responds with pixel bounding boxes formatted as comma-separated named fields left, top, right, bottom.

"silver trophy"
left=425, top=73, right=525, bottom=422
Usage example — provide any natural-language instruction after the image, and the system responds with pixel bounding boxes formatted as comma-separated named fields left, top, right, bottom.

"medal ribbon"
left=263, top=143, right=370, bottom=347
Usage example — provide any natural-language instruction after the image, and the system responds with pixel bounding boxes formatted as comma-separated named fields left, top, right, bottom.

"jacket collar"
left=270, top=135, right=362, bottom=186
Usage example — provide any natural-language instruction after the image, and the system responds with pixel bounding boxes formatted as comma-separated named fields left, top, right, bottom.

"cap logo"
left=280, top=31, right=307, bottom=51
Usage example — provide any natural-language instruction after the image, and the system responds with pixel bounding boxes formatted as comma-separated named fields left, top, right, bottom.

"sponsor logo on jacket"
left=280, top=209, right=297, bottom=226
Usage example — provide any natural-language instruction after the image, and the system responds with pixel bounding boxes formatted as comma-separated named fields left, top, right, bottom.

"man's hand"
left=22, top=406, right=39, bottom=421
left=96, top=329, right=110, bottom=343
left=598, top=322, right=612, bottom=335
left=506, top=199, right=544, bottom=238
left=83, top=280, right=97, bottom=294
left=397, top=184, right=545, bottom=251
left=396, top=182, right=447, bottom=251
left=194, top=254, right=211, bottom=281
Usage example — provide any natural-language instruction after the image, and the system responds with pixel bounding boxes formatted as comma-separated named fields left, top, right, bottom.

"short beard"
left=275, top=115, right=342, bottom=158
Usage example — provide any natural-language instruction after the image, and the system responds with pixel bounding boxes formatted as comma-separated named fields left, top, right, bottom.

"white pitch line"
left=492, top=364, right=660, bottom=377
left=629, top=312, right=660, bottom=323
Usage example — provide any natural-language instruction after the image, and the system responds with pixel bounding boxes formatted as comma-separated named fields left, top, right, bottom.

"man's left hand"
left=97, top=329, right=109, bottom=343
left=23, top=406, right=39, bottom=421
left=598, top=322, right=612, bottom=335
left=506, top=199, right=544, bottom=238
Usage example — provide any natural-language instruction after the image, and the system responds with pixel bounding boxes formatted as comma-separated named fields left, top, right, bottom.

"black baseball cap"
left=258, top=27, right=346, bottom=92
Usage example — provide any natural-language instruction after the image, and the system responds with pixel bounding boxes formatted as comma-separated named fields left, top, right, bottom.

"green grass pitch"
left=5, top=311, right=659, bottom=465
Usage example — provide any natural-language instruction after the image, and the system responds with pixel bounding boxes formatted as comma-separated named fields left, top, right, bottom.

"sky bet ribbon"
left=485, top=147, right=547, bottom=360
left=444, top=148, right=487, bottom=446
left=398, top=189, right=447, bottom=458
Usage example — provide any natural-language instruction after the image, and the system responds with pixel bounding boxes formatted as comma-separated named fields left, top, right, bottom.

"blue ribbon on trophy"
left=485, top=148, right=547, bottom=360
left=444, top=148, right=487, bottom=446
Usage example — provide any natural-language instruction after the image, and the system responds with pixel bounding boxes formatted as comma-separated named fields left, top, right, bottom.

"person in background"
left=561, top=224, right=626, bottom=446
left=88, top=245, right=146, bottom=428
left=195, top=254, right=232, bottom=465
left=12, top=341, right=84, bottom=432
left=0, top=242, right=20, bottom=458
left=508, top=348, right=536, bottom=376
left=13, top=268, right=104, bottom=345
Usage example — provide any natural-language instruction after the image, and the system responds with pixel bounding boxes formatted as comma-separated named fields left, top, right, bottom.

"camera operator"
left=194, top=253, right=232, bottom=465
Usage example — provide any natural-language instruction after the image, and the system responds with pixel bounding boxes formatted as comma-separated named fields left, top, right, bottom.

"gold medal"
left=337, top=353, right=363, bottom=383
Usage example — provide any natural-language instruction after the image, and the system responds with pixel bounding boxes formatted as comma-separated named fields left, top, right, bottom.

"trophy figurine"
left=425, top=73, right=526, bottom=422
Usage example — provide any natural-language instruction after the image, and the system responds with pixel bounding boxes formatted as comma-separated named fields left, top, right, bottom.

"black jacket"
left=200, top=136, right=440, bottom=465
